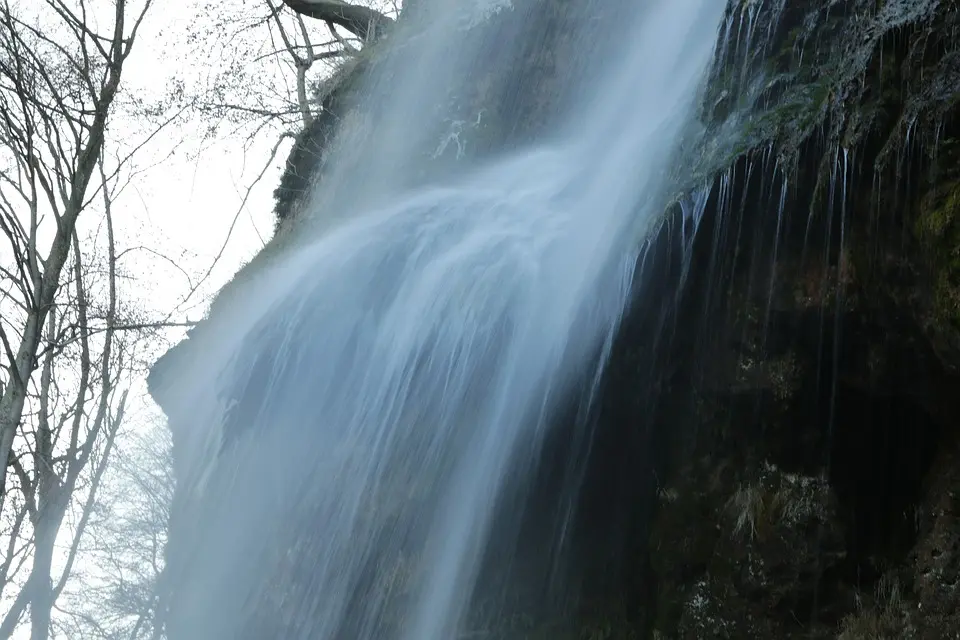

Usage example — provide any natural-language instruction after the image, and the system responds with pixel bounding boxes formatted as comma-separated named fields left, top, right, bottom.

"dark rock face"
left=272, top=69, right=365, bottom=226
left=609, top=1, right=960, bottom=637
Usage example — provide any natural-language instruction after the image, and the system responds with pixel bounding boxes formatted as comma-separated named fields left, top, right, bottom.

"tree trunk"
left=29, top=496, right=67, bottom=640
left=282, top=0, right=392, bottom=40
left=0, top=312, right=41, bottom=511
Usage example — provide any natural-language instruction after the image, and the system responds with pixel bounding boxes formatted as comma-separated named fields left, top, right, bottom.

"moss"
left=934, top=272, right=960, bottom=327
left=274, top=48, right=380, bottom=226
left=695, top=0, right=957, bottom=189
left=916, top=182, right=960, bottom=240
left=724, top=462, right=831, bottom=542
left=725, top=484, right=777, bottom=541
left=459, top=596, right=644, bottom=640
left=573, top=616, right=642, bottom=640
left=774, top=26, right=805, bottom=70
left=916, top=180, right=960, bottom=325
left=837, top=609, right=903, bottom=640
left=836, top=573, right=912, bottom=639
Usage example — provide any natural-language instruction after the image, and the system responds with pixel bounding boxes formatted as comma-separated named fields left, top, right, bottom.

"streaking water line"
left=156, top=1, right=727, bottom=638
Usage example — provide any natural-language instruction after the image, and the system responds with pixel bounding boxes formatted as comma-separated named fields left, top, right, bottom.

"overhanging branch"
left=282, top=0, right=392, bottom=41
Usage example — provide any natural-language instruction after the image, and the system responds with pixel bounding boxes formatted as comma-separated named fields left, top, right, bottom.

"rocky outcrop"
left=634, top=1, right=960, bottom=637
left=271, top=0, right=648, bottom=227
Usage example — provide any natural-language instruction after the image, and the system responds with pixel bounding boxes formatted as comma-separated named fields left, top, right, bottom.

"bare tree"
left=172, top=0, right=395, bottom=181
left=0, top=1, right=165, bottom=637
left=283, top=0, right=393, bottom=42
left=0, top=0, right=150, bottom=507
left=181, top=0, right=393, bottom=139
left=55, top=418, right=174, bottom=640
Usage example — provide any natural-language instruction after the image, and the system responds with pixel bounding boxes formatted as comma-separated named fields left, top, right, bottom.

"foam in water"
left=158, top=1, right=726, bottom=637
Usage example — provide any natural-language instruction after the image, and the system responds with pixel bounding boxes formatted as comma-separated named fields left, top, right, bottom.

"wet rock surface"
left=637, top=1, right=960, bottom=637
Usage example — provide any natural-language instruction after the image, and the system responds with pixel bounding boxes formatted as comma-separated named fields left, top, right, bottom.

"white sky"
left=117, top=11, right=282, bottom=322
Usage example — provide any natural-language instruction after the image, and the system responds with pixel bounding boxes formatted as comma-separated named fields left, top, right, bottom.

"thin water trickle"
left=756, top=170, right=789, bottom=343
left=156, top=1, right=727, bottom=638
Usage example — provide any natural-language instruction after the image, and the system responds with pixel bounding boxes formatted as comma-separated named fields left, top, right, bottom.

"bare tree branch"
left=0, top=1, right=162, bottom=637
left=282, top=0, right=392, bottom=41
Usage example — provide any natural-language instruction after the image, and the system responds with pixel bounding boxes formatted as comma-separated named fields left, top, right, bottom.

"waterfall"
left=157, top=1, right=727, bottom=637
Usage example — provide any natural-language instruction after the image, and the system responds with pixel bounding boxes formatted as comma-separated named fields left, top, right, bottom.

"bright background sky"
left=117, top=9, right=282, bottom=327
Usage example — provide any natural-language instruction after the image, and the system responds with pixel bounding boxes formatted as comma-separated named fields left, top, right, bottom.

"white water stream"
left=158, top=1, right=726, bottom=637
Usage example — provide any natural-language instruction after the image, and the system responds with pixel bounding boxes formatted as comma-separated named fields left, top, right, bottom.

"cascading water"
left=156, top=1, right=727, bottom=637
